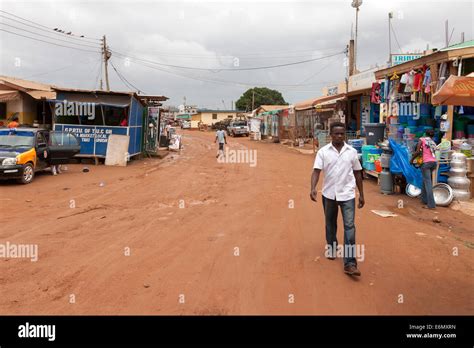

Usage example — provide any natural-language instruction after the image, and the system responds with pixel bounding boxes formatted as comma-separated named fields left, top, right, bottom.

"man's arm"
left=310, top=169, right=321, bottom=202
left=224, top=133, right=227, bottom=144
left=354, top=170, right=365, bottom=208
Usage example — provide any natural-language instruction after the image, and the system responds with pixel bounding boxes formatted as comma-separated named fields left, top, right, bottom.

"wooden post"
left=446, top=105, right=454, bottom=141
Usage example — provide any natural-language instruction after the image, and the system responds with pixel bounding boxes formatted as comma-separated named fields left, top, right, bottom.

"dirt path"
left=0, top=130, right=472, bottom=315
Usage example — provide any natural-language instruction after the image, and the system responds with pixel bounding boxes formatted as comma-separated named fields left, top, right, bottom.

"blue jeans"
left=421, top=161, right=437, bottom=209
left=322, top=196, right=357, bottom=266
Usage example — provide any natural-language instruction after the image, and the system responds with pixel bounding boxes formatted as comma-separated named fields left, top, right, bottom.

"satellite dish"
left=351, top=0, right=363, bottom=8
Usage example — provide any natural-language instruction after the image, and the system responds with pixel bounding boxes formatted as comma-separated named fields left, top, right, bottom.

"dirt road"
left=1, top=130, right=473, bottom=315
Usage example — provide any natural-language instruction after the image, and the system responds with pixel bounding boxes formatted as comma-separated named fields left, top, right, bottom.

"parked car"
left=181, top=121, right=191, bottom=129
left=227, top=120, right=249, bottom=137
left=0, top=127, right=80, bottom=184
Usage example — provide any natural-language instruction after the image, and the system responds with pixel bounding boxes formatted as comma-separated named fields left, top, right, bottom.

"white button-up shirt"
left=313, top=142, right=362, bottom=201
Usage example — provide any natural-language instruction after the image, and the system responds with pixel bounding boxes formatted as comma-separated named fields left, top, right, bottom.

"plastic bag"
left=389, top=138, right=423, bottom=189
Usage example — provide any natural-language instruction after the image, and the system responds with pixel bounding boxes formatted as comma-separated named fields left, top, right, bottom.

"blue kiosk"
left=51, top=88, right=146, bottom=161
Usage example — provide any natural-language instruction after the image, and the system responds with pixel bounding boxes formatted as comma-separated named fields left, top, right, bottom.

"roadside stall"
left=432, top=73, right=474, bottom=199
left=363, top=42, right=474, bottom=201
left=51, top=89, right=146, bottom=164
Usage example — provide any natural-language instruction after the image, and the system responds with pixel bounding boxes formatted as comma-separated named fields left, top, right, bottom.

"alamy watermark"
left=55, top=100, right=95, bottom=120
left=0, top=241, right=38, bottom=262
left=217, top=148, right=257, bottom=167
left=325, top=242, right=365, bottom=262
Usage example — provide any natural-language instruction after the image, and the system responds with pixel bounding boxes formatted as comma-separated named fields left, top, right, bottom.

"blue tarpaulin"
left=389, top=138, right=423, bottom=189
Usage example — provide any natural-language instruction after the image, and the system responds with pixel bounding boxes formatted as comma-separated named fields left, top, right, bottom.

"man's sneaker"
left=344, top=264, right=361, bottom=276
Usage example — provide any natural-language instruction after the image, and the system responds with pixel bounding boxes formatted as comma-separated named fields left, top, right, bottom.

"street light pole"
left=351, top=0, right=363, bottom=74
left=388, top=12, right=393, bottom=66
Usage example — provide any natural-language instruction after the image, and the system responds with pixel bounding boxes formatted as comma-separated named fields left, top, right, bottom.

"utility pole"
left=461, top=32, right=465, bottom=43
left=348, top=40, right=355, bottom=76
left=351, top=0, right=362, bottom=73
left=388, top=12, right=393, bottom=66
left=445, top=20, right=449, bottom=47
left=252, top=89, right=255, bottom=111
left=102, top=35, right=111, bottom=91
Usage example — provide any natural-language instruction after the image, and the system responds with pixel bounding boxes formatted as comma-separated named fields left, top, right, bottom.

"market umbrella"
left=432, top=73, right=474, bottom=106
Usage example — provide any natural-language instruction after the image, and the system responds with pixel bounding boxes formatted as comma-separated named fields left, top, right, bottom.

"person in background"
left=51, top=164, right=62, bottom=176
left=120, top=116, right=128, bottom=127
left=310, top=122, right=365, bottom=276
left=215, top=126, right=227, bottom=159
left=411, top=129, right=437, bottom=209
left=165, top=123, right=171, bottom=139
left=7, top=115, right=20, bottom=128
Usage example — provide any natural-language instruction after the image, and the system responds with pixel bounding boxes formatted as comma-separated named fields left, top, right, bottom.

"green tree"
left=235, top=87, right=287, bottom=111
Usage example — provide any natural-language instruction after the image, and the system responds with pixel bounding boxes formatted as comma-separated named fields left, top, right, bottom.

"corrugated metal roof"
left=294, top=94, right=346, bottom=111
left=440, top=40, right=474, bottom=51
left=0, top=75, right=53, bottom=91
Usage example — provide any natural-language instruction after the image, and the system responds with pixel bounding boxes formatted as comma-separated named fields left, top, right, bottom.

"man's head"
left=425, top=129, right=434, bottom=138
left=330, top=121, right=346, bottom=145
left=12, top=116, right=19, bottom=122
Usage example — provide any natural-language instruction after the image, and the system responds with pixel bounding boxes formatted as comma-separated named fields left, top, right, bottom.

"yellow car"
left=0, top=128, right=80, bottom=184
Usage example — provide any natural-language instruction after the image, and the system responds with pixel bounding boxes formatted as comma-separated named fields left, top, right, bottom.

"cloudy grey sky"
left=0, top=0, right=473, bottom=109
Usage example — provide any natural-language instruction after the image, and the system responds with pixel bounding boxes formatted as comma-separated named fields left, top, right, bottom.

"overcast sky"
left=0, top=0, right=473, bottom=109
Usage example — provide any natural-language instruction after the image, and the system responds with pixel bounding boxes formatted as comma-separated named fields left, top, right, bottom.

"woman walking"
left=411, top=129, right=437, bottom=209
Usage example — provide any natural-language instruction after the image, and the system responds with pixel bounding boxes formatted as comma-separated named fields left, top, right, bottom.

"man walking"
left=310, top=122, right=365, bottom=276
left=215, top=126, right=227, bottom=159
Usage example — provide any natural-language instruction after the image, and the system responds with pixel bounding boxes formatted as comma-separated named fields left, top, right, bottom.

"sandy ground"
left=0, top=129, right=473, bottom=315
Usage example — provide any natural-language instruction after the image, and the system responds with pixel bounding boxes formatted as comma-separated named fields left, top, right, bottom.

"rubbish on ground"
left=371, top=210, right=398, bottom=217
left=433, top=216, right=441, bottom=223
left=415, top=232, right=427, bottom=236
left=82, top=167, right=90, bottom=173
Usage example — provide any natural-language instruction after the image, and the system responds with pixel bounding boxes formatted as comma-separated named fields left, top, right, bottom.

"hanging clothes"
left=371, top=82, right=381, bottom=104
left=423, top=69, right=432, bottom=94
left=413, top=72, right=423, bottom=91
left=397, top=73, right=407, bottom=93
left=379, top=81, right=386, bottom=102
left=383, top=77, right=390, bottom=102
left=404, top=70, right=416, bottom=93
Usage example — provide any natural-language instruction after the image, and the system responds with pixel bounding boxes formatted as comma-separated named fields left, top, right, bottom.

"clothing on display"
left=423, top=69, right=432, bottom=94
left=371, top=82, right=381, bottom=104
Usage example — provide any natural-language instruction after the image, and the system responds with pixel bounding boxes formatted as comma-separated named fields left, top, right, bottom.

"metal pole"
left=354, top=7, right=359, bottom=73
left=388, top=12, right=392, bottom=66
left=102, top=35, right=110, bottom=91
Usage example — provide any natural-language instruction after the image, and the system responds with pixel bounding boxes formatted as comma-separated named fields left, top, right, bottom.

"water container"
left=460, top=142, right=472, bottom=158
left=364, top=123, right=386, bottom=145
left=362, top=145, right=377, bottom=163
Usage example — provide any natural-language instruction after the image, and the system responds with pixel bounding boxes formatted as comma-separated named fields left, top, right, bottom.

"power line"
left=111, top=46, right=343, bottom=60
left=116, top=54, right=338, bottom=89
left=0, top=28, right=101, bottom=53
left=0, top=9, right=101, bottom=42
left=390, top=21, right=403, bottom=53
left=0, top=22, right=102, bottom=49
left=111, top=49, right=344, bottom=72
left=296, top=55, right=342, bottom=85
left=21, top=62, right=84, bottom=79
left=110, top=60, right=145, bottom=93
